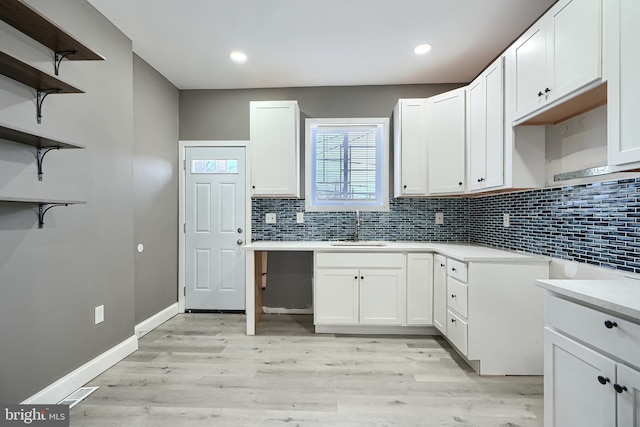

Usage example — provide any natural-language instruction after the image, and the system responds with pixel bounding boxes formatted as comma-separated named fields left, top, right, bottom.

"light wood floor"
left=71, top=314, right=543, bottom=426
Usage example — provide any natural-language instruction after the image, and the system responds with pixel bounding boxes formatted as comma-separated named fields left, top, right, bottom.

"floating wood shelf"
left=0, top=197, right=86, bottom=229
left=0, top=51, right=82, bottom=93
left=0, top=0, right=104, bottom=64
left=0, top=122, right=85, bottom=180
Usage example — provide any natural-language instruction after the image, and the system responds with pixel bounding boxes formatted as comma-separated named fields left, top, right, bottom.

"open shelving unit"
left=0, top=0, right=104, bottom=75
left=0, top=196, right=86, bottom=229
left=0, top=122, right=85, bottom=180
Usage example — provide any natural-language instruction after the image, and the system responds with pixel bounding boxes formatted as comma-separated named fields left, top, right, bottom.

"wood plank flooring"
left=71, top=314, right=543, bottom=426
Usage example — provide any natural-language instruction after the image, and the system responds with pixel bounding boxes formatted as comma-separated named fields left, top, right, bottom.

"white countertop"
left=244, top=241, right=550, bottom=263
left=537, top=278, right=640, bottom=321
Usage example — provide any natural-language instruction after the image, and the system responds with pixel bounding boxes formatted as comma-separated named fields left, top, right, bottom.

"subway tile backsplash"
left=252, top=178, right=640, bottom=274
left=252, top=198, right=470, bottom=242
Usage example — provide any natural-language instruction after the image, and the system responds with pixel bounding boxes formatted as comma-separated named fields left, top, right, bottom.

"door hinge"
left=183, top=223, right=186, bottom=233
left=183, top=287, right=186, bottom=296
left=183, top=160, right=186, bottom=170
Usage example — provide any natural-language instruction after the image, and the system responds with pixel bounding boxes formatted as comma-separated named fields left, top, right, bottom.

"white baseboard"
left=315, top=325, right=438, bottom=335
left=135, top=303, right=179, bottom=338
left=22, top=335, right=138, bottom=405
left=262, top=306, right=313, bottom=315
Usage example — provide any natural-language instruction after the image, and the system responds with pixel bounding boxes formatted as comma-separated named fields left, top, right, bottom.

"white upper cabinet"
left=511, top=0, right=603, bottom=123
left=393, top=99, right=428, bottom=197
left=607, top=0, right=640, bottom=165
left=249, top=100, right=300, bottom=197
left=426, top=87, right=466, bottom=195
left=467, top=56, right=505, bottom=192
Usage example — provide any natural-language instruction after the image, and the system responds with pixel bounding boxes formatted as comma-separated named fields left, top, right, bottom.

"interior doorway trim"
left=178, top=140, right=251, bottom=313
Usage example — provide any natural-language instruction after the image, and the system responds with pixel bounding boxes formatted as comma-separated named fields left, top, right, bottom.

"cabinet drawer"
left=447, top=277, right=468, bottom=318
left=545, top=294, right=640, bottom=368
left=447, top=258, right=468, bottom=282
left=315, top=252, right=405, bottom=269
left=447, top=309, right=468, bottom=355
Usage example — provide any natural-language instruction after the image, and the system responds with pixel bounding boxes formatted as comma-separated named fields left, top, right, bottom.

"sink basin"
left=329, top=241, right=387, bottom=247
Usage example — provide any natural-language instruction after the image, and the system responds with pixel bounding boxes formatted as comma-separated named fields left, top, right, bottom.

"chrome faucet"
left=354, top=210, right=360, bottom=242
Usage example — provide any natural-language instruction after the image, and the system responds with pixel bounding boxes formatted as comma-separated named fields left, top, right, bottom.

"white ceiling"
left=87, top=0, right=557, bottom=90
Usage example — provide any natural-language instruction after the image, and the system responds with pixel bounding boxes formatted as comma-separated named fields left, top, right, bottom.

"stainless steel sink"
left=329, top=241, right=387, bottom=247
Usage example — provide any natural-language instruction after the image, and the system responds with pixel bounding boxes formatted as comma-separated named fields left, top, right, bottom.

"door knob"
left=237, top=239, right=244, bottom=245
left=237, top=227, right=243, bottom=233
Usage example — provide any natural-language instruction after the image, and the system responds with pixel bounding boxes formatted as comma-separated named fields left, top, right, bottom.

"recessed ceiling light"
left=414, top=44, right=432, bottom=55
left=230, top=51, right=248, bottom=63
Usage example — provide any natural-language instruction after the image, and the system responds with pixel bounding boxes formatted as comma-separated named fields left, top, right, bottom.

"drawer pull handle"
left=451, top=267, right=457, bottom=272
left=604, top=320, right=618, bottom=329
left=451, top=318, right=456, bottom=323
left=597, top=376, right=610, bottom=385
left=614, top=384, right=628, bottom=394
left=451, top=294, right=456, bottom=299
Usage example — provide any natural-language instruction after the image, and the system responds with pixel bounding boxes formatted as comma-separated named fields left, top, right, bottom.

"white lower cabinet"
left=432, top=254, right=447, bottom=333
left=438, top=258, right=549, bottom=375
left=544, top=293, right=640, bottom=426
left=314, top=252, right=406, bottom=327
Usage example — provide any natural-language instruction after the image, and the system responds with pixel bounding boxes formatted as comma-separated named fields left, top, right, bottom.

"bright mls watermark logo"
left=0, top=405, right=68, bottom=426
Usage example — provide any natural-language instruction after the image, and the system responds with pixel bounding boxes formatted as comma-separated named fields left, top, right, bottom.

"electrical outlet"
left=94, top=305, right=104, bottom=325
left=296, top=212, right=304, bottom=223
left=435, top=212, right=444, bottom=225
left=266, top=213, right=276, bottom=224
left=503, top=213, right=510, bottom=227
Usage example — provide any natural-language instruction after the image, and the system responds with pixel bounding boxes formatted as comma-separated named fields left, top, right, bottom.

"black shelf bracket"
left=54, top=50, right=77, bottom=75
left=38, top=202, right=69, bottom=229
left=36, top=146, right=60, bottom=181
left=36, top=88, right=60, bottom=124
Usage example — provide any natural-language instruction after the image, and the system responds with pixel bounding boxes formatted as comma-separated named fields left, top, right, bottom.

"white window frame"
left=305, top=117, right=389, bottom=212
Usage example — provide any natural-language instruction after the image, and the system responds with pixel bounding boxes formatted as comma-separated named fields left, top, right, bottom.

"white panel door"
left=395, top=99, right=428, bottom=196
left=314, top=268, right=359, bottom=325
left=617, top=364, right=640, bottom=427
left=608, top=0, right=640, bottom=165
left=467, top=76, right=486, bottom=192
left=186, top=147, right=246, bottom=311
left=550, top=0, right=602, bottom=101
left=406, top=253, right=433, bottom=325
left=426, top=88, right=466, bottom=194
left=359, top=268, right=405, bottom=325
left=483, top=57, right=504, bottom=189
left=432, top=255, right=447, bottom=333
left=544, top=328, right=616, bottom=427
left=513, top=23, right=549, bottom=119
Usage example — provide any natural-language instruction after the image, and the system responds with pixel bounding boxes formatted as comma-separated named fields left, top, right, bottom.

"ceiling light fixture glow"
left=230, top=51, right=248, bottom=63
left=414, top=43, right=432, bottom=55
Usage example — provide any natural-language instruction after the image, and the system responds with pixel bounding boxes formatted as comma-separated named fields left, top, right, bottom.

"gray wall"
left=133, top=55, right=179, bottom=324
left=0, top=0, right=179, bottom=402
left=180, top=84, right=463, bottom=310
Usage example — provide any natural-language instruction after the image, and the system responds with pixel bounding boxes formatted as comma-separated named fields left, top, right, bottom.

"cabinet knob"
left=451, top=267, right=457, bottom=272
left=440, top=263, right=445, bottom=267
left=458, top=181, right=463, bottom=186
left=451, top=318, right=456, bottom=323
left=597, top=376, right=610, bottom=385
left=354, top=276, right=358, bottom=280
left=545, top=87, right=551, bottom=94
left=237, top=227, right=243, bottom=233
left=237, top=239, right=244, bottom=245
left=403, top=185, right=407, bottom=189
left=614, top=384, right=628, bottom=394
left=451, top=294, right=456, bottom=299
left=538, top=91, right=544, bottom=97
left=361, top=276, right=364, bottom=280
left=604, top=320, right=618, bottom=329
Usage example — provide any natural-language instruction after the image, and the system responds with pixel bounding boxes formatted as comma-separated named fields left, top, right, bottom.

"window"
left=305, top=118, right=389, bottom=211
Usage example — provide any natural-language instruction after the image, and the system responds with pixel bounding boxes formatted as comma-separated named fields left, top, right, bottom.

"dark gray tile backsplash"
left=252, top=178, right=640, bottom=273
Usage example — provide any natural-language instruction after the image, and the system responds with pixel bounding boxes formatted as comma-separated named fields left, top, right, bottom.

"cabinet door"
left=483, top=57, right=504, bottom=189
left=314, top=268, right=359, bottom=325
left=426, top=88, right=466, bottom=194
left=432, top=255, right=447, bottom=333
left=359, top=268, right=405, bottom=325
left=617, top=364, right=640, bottom=427
left=544, top=328, right=616, bottom=427
left=512, top=21, right=550, bottom=119
left=394, top=99, right=428, bottom=196
left=467, top=75, right=486, bottom=192
left=608, top=0, right=640, bottom=165
left=249, top=101, right=300, bottom=197
left=406, top=253, right=433, bottom=325
left=550, top=0, right=602, bottom=102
